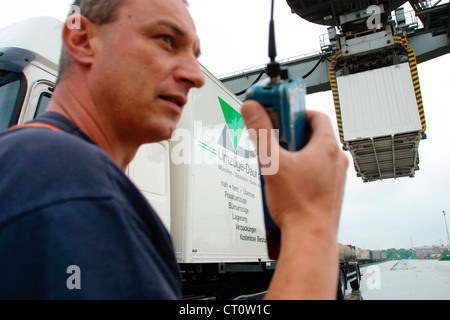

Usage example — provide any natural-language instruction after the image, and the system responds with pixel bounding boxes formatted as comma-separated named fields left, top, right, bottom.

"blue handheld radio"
left=244, top=0, right=308, bottom=260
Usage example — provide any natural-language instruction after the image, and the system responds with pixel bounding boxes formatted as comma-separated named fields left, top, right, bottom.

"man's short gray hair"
left=58, top=0, right=126, bottom=80
left=58, top=0, right=189, bottom=80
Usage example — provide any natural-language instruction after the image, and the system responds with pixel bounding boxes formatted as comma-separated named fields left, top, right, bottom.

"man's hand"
left=241, top=100, right=348, bottom=300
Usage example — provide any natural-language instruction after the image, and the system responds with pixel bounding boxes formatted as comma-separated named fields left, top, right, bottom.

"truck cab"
left=0, top=17, right=61, bottom=132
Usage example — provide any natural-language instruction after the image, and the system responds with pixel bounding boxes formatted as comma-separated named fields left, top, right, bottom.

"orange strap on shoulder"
left=7, top=123, right=61, bottom=132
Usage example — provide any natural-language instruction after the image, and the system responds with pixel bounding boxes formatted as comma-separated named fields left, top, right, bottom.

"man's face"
left=90, top=0, right=205, bottom=145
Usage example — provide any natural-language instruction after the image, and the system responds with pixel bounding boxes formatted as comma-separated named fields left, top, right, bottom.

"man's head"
left=57, top=0, right=205, bottom=146
left=59, top=0, right=189, bottom=79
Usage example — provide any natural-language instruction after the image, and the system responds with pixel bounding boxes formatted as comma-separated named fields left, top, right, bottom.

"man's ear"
left=62, top=15, right=97, bottom=67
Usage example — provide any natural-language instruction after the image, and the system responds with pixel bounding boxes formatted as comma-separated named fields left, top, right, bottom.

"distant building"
left=414, top=245, right=449, bottom=259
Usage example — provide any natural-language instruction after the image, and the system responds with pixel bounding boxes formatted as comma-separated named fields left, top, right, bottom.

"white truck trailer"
left=0, top=16, right=360, bottom=299
left=0, top=16, right=274, bottom=299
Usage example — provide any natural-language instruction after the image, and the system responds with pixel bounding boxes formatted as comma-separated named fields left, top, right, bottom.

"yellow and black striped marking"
left=407, top=47, right=427, bottom=133
left=395, top=33, right=426, bottom=133
left=329, top=50, right=345, bottom=145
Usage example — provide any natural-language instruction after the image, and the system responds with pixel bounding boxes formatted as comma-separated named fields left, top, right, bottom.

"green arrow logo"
left=218, top=97, right=245, bottom=151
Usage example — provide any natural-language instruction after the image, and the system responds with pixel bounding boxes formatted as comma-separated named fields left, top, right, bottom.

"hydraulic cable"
left=234, top=54, right=328, bottom=96
left=234, top=70, right=266, bottom=96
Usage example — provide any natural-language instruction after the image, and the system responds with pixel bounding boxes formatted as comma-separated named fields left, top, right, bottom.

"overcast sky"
left=1, top=0, right=449, bottom=250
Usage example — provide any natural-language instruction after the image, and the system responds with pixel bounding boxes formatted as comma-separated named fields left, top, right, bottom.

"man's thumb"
left=241, top=100, right=274, bottom=131
left=241, top=101, right=279, bottom=176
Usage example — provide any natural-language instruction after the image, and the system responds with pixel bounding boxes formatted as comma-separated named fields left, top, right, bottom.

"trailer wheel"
left=350, top=267, right=361, bottom=290
left=337, top=270, right=346, bottom=300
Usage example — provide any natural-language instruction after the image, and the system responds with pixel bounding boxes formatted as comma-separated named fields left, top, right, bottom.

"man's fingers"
left=305, top=111, right=336, bottom=144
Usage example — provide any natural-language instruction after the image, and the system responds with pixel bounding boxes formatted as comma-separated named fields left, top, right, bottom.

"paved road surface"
left=345, top=259, right=450, bottom=300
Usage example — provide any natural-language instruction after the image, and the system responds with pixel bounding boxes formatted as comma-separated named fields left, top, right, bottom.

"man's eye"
left=159, top=35, right=174, bottom=47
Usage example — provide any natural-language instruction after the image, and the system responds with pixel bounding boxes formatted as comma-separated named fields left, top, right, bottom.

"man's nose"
left=174, top=54, right=206, bottom=89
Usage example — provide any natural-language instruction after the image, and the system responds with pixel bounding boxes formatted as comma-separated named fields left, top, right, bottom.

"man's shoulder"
left=0, top=125, right=108, bottom=173
left=0, top=126, right=124, bottom=218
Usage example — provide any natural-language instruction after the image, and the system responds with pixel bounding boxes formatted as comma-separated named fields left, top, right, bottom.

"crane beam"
left=220, top=31, right=449, bottom=96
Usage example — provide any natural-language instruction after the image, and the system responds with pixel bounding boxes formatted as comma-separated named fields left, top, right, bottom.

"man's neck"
left=47, top=77, right=138, bottom=171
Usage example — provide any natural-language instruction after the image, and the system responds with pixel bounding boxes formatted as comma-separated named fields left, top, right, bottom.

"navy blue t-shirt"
left=0, top=112, right=181, bottom=299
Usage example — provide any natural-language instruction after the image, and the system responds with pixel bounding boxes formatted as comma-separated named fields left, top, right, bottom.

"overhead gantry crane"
left=221, top=0, right=449, bottom=182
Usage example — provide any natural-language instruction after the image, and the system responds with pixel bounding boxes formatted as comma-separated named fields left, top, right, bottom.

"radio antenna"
left=269, top=0, right=277, bottom=62
left=267, top=0, right=281, bottom=80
